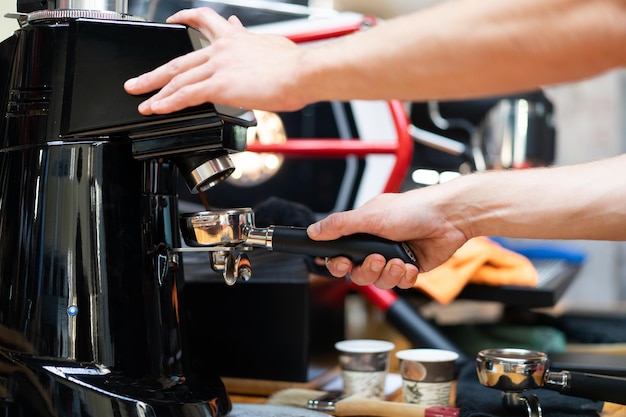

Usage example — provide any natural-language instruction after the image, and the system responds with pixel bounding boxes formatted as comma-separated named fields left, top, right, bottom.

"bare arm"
left=446, top=155, right=626, bottom=241
left=307, top=154, right=626, bottom=288
left=299, top=0, right=626, bottom=103
left=125, top=0, right=626, bottom=113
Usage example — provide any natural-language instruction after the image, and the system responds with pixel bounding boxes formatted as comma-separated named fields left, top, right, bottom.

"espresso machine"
left=0, top=0, right=254, bottom=415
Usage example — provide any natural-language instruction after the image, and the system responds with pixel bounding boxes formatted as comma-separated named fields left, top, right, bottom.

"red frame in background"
left=246, top=14, right=413, bottom=194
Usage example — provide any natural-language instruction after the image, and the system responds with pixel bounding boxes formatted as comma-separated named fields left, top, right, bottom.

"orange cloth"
left=414, top=237, right=538, bottom=304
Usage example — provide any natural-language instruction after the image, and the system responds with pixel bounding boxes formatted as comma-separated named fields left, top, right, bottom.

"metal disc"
left=230, top=403, right=331, bottom=417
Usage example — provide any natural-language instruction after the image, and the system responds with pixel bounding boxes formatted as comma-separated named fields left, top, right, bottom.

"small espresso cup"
left=335, top=339, right=395, bottom=399
left=396, top=348, right=458, bottom=406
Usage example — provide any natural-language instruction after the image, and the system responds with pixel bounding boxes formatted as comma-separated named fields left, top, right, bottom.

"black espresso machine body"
left=0, top=3, right=251, bottom=416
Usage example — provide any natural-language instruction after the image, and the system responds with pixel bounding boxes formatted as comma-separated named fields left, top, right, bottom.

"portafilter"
left=476, top=348, right=626, bottom=417
left=178, top=207, right=418, bottom=285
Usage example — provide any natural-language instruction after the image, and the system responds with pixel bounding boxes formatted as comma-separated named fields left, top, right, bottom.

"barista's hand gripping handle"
left=545, top=370, right=626, bottom=405
left=245, top=226, right=418, bottom=266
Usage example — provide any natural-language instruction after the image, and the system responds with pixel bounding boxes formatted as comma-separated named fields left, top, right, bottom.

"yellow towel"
left=414, top=237, right=538, bottom=304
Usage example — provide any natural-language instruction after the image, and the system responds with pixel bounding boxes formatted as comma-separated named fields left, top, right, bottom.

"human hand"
left=124, top=7, right=308, bottom=114
left=306, top=190, right=469, bottom=289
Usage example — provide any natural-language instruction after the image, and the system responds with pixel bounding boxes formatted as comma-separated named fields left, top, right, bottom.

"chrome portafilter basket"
left=476, top=348, right=547, bottom=417
left=175, top=207, right=418, bottom=285
left=177, top=208, right=255, bottom=285
left=476, top=348, right=626, bottom=417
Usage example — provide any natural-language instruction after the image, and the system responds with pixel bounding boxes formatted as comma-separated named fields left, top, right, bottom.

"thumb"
left=307, top=212, right=352, bottom=241
left=227, top=15, right=244, bottom=28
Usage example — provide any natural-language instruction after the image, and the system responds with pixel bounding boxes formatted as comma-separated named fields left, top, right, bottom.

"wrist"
left=437, top=173, right=492, bottom=240
left=296, top=38, right=366, bottom=104
left=295, top=46, right=327, bottom=105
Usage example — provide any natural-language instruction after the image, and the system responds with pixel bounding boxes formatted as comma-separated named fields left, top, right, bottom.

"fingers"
left=125, top=49, right=211, bottom=112
left=166, top=7, right=236, bottom=42
left=325, top=255, right=419, bottom=290
left=309, top=205, right=419, bottom=289
left=124, top=7, right=246, bottom=114
left=141, top=57, right=222, bottom=114
left=324, top=256, right=352, bottom=277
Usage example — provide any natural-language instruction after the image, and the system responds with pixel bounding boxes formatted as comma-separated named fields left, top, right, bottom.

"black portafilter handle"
left=545, top=370, right=626, bottom=405
left=258, top=226, right=419, bottom=266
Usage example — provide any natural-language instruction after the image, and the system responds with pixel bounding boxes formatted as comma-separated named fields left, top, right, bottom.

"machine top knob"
left=16, top=0, right=128, bottom=14
left=55, top=0, right=127, bottom=13
left=23, top=8, right=143, bottom=23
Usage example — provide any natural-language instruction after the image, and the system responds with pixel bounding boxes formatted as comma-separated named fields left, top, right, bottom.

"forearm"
left=441, top=154, right=626, bottom=241
left=309, top=154, right=626, bottom=284
left=298, top=0, right=626, bottom=104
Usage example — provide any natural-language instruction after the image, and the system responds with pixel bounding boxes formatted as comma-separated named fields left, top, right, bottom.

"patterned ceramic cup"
left=396, top=348, right=458, bottom=406
left=335, top=339, right=395, bottom=399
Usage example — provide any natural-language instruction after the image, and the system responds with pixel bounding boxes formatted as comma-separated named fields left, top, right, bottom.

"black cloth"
left=455, top=362, right=603, bottom=417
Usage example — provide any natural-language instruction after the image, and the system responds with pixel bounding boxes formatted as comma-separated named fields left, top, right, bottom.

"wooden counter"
left=226, top=296, right=626, bottom=415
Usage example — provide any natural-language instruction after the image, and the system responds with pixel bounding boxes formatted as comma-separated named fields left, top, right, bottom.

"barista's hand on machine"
left=124, top=7, right=307, bottom=113
left=307, top=190, right=469, bottom=290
